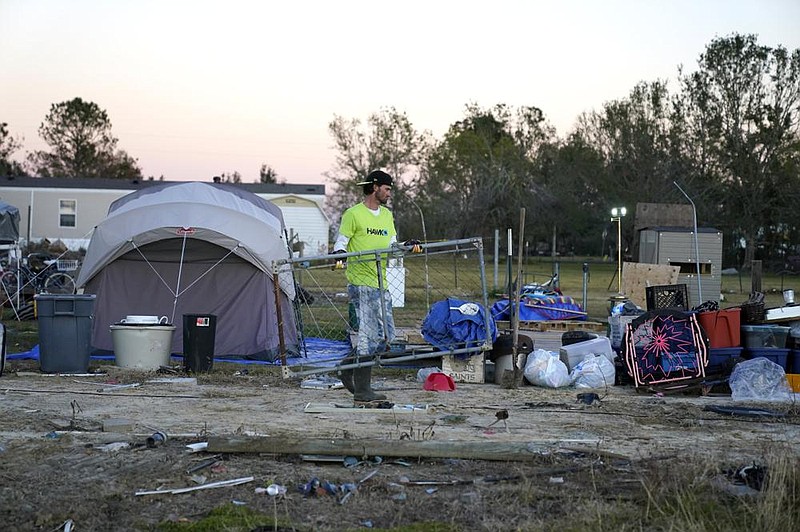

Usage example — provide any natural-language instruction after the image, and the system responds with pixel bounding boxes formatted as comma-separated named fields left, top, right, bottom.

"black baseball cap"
left=356, top=170, right=393, bottom=187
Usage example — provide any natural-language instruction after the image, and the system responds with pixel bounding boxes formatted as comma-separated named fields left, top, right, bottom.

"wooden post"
left=751, top=260, right=762, bottom=293
left=509, top=208, right=526, bottom=388
left=273, top=265, right=286, bottom=366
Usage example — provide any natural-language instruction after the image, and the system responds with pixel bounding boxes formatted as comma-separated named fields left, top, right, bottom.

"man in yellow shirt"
left=333, top=170, right=397, bottom=402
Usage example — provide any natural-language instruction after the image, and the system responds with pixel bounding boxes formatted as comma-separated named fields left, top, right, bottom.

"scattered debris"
left=97, top=383, right=141, bottom=392
left=146, top=377, right=197, bottom=385
left=135, top=476, right=254, bottom=496
left=146, top=431, right=167, bottom=448
left=102, top=418, right=137, bottom=433
left=343, top=455, right=383, bottom=468
left=186, top=454, right=224, bottom=474
left=576, top=392, right=601, bottom=405
left=301, top=376, right=344, bottom=390
left=255, top=484, right=287, bottom=496
left=703, top=405, right=786, bottom=418
left=95, top=442, right=130, bottom=453
left=728, top=462, right=767, bottom=491
left=186, top=442, right=208, bottom=453
left=398, top=474, right=521, bottom=486
left=440, top=414, right=468, bottom=425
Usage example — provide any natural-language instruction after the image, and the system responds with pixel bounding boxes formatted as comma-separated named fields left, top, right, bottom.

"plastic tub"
left=741, top=325, right=790, bottom=349
left=790, top=349, right=800, bottom=374
left=697, top=308, right=741, bottom=348
left=110, top=324, right=176, bottom=370
left=707, top=347, right=743, bottom=374
left=559, top=336, right=614, bottom=371
left=743, top=347, right=790, bottom=370
left=787, top=374, right=800, bottom=393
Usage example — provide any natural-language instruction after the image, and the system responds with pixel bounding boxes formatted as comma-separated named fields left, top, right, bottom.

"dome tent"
left=0, top=201, right=20, bottom=244
left=77, top=181, right=298, bottom=361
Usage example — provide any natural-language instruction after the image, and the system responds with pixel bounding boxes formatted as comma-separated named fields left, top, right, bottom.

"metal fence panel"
left=273, top=238, right=492, bottom=377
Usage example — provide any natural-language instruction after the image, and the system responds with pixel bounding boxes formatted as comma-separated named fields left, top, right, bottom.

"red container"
left=697, top=308, right=741, bottom=348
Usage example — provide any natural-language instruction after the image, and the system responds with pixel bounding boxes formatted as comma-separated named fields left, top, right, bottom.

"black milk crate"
left=646, top=284, right=689, bottom=311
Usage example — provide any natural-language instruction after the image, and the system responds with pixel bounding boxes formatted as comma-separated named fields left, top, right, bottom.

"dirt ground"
left=1, top=357, right=799, bottom=531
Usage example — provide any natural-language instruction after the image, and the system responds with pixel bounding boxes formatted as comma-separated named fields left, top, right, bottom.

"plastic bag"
left=570, top=354, right=616, bottom=389
left=729, top=357, right=792, bottom=402
left=523, top=349, right=571, bottom=388
left=417, top=367, right=443, bottom=382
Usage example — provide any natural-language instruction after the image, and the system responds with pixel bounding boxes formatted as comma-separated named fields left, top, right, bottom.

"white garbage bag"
left=524, top=349, right=571, bottom=388
left=570, top=354, right=616, bottom=389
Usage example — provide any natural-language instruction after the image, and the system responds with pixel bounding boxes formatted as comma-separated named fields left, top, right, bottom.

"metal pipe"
left=582, top=262, right=589, bottom=311
left=617, top=216, right=622, bottom=294
left=286, top=343, right=490, bottom=378
left=674, top=181, right=703, bottom=302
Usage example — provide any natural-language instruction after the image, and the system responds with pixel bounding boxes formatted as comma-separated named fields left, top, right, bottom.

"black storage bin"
left=646, top=284, right=689, bottom=311
left=182, top=314, right=217, bottom=373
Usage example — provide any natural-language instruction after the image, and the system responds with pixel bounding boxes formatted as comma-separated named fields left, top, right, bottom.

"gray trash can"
left=35, top=294, right=96, bottom=373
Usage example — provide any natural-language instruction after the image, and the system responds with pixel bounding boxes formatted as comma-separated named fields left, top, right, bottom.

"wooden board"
left=441, top=353, right=485, bottom=383
left=622, top=262, right=680, bottom=309
left=304, top=402, right=434, bottom=414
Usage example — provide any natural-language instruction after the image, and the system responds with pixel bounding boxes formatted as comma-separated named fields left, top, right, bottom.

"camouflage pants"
left=348, top=284, right=394, bottom=359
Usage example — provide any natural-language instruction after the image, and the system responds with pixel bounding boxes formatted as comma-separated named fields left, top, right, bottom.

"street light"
left=610, top=207, right=627, bottom=294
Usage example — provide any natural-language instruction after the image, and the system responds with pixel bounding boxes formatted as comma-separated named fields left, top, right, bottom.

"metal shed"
left=638, top=226, right=722, bottom=306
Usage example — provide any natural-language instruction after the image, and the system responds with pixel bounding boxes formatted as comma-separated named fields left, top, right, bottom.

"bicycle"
left=0, top=252, right=77, bottom=310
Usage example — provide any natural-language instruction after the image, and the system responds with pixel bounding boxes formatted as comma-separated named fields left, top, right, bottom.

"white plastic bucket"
left=110, top=324, right=176, bottom=369
left=494, top=354, right=515, bottom=384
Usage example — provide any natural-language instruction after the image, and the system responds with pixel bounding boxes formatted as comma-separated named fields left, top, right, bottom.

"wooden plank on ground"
left=206, top=435, right=604, bottom=461
left=304, top=402, right=433, bottom=414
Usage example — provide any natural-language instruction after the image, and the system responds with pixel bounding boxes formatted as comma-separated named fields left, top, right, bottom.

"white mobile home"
left=0, top=177, right=329, bottom=255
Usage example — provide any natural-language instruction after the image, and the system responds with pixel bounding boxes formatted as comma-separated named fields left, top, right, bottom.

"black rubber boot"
left=353, top=365, right=387, bottom=402
left=337, top=355, right=355, bottom=394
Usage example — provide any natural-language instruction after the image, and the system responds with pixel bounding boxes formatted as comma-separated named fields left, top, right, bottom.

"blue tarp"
left=491, top=294, right=586, bottom=322
left=8, top=337, right=352, bottom=368
left=421, top=298, right=497, bottom=353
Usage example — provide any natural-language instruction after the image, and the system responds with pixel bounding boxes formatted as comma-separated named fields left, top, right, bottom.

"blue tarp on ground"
left=8, top=338, right=352, bottom=368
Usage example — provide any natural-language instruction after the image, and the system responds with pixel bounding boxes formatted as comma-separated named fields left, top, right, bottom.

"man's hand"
left=404, top=239, right=423, bottom=253
left=331, top=249, right=346, bottom=270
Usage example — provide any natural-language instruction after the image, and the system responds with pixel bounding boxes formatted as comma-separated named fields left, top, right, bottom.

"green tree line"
left=2, top=34, right=798, bottom=268
left=326, top=34, right=800, bottom=270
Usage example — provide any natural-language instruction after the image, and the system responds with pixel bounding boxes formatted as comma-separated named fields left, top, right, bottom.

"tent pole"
left=273, top=264, right=287, bottom=365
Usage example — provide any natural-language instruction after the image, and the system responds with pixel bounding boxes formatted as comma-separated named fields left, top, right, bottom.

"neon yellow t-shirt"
left=339, top=203, right=396, bottom=288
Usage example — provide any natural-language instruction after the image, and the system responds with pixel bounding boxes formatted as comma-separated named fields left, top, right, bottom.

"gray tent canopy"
left=0, top=201, right=20, bottom=244
left=77, top=181, right=298, bottom=360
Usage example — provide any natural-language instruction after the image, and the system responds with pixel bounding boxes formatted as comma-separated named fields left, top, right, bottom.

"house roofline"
left=0, top=176, right=325, bottom=194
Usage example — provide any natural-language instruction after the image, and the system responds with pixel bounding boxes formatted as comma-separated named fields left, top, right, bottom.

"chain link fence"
left=273, top=238, right=492, bottom=377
